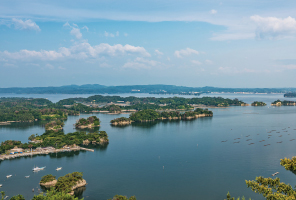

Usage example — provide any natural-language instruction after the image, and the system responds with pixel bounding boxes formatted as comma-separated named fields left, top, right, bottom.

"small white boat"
left=0, top=184, right=2, bottom=187
left=4, top=196, right=8, bottom=200
left=32, top=166, right=46, bottom=171
left=6, top=175, right=12, bottom=178
left=56, top=167, right=62, bottom=171
left=25, top=175, right=30, bottom=178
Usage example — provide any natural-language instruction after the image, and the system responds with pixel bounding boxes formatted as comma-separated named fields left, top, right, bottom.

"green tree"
left=10, top=194, right=25, bottom=200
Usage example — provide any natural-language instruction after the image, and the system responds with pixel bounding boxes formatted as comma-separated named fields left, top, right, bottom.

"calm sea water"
left=1, top=93, right=296, bottom=200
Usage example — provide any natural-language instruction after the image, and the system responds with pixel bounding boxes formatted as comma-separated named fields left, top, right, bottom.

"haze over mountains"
left=1, top=84, right=296, bottom=94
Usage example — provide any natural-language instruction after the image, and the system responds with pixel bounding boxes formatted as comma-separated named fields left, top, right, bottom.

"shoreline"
left=0, top=146, right=94, bottom=161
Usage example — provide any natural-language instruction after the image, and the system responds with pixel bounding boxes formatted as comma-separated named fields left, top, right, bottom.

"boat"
left=4, top=196, right=8, bottom=200
left=25, top=175, right=30, bottom=178
left=0, top=184, right=2, bottom=187
left=6, top=175, right=12, bottom=178
left=56, top=167, right=62, bottom=171
left=32, top=166, right=46, bottom=171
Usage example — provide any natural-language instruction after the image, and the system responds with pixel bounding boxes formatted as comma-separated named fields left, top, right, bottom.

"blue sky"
left=1, top=0, right=296, bottom=88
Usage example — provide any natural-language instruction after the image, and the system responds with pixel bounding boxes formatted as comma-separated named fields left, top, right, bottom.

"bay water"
left=1, top=93, right=296, bottom=199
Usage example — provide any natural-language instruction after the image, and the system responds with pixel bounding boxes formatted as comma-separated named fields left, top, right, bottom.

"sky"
left=0, top=0, right=296, bottom=88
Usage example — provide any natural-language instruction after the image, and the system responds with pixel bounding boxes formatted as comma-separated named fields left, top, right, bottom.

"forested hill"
left=1, top=84, right=296, bottom=94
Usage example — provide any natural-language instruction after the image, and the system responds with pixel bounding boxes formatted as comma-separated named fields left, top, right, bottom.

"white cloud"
left=2, top=49, right=66, bottom=61
left=104, top=31, right=119, bottom=37
left=45, top=64, right=54, bottom=69
left=124, top=33, right=128, bottom=37
left=0, top=42, right=151, bottom=61
left=63, top=22, right=70, bottom=27
left=205, top=60, right=213, bottom=65
left=211, top=33, right=255, bottom=41
left=210, top=10, right=217, bottom=14
left=70, top=27, right=82, bottom=39
left=63, top=22, right=82, bottom=39
left=123, top=57, right=160, bottom=69
left=281, top=64, right=296, bottom=69
left=155, top=50, right=164, bottom=56
left=191, top=60, right=202, bottom=65
left=174, top=48, right=199, bottom=58
left=218, top=67, right=268, bottom=74
left=58, top=66, right=66, bottom=70
left=12, top=18, right=40, bottom=31
left=251, top=15, right=296, bottom=39
left=82, top=26, right=89, bottom=31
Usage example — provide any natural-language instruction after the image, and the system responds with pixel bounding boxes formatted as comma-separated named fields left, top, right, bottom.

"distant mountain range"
left=0, top=84, right=296, bottom=94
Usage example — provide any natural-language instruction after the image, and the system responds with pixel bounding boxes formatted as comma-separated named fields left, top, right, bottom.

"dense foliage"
left=55, top=172, right=83, bottom=194
left=110, top=117, right=132, bottom=123
left=271, top=100, right=296, bottom=106
left=251, top=101, right=266, bottom=106
left=246, top=176, right=296, bottom=199
left=40, top=174, right=56, bottom=183
left=0, top=140, right=31, bottom=154
left=0, top=130, right=108, bottom=153
left=45, top=120, right=64, bottom=130
left=32, top=188, right=80, bottom=200
left=244, top=156, right=296, bottom=199
left=225, top=192, right=251, bottom=200
left=0, top=188, right=80, bottom=200
left=70, top=95, right=246, bottom=107
left=101, top=105, right=122, bottom=113
left=280, top=157, right=296, bottom=171
left=35, top=130, right=108, bottom=148
left=108, top=195, right=136, bottom=200
left=129, top=108, right=213, bottom=122
left=75, top=116, right=100, bottom=128
left=0, top=98, right=80, bottom=122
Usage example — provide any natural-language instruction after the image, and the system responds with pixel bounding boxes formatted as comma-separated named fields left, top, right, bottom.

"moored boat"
left=56, top=167, right=62, bottom=171
left=32, top=166, right=46, bottom=171
left=6, top=175, right=12, bottom=178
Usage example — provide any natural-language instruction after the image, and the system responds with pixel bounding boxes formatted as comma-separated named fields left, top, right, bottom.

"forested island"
left=75, top=116, right=100, bottom=129
left=110, top=117, right=133, bottom=125
left=0, top=130, right=108, bottom=154
left=271, top=100, right=296, bottom=106
left=284, top=92, right=296, bottom=98
left=251, top=101, right=266, bottom=106
left=45, top=120, right=64, bottom=131
left=0, top=96, right=248, bottom=123
left=40, top=172, right=86, bottom=195
left=111, top=108, right=213, bottom=125
left=0, top=97, right=81, bottom=123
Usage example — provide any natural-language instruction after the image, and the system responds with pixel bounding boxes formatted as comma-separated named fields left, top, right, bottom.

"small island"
left=40, top=172, right=86, bottom=195
left=271, top=100, right=296, bottom=106
left=111, top=117, right=133, bottom=125
left=40, top=174, right=57, bottom=188
left=45, top=120, right=64, bottom=131
left=251, top=101, right=266, bottom=106
left=75, top=116, right=100, bottom=129
left=284, top=92, right=296, bottom=98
